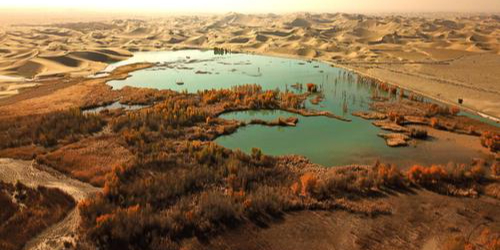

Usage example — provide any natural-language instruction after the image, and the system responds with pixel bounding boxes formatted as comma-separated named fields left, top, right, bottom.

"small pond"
left=82, top=101, right=147, bottom=114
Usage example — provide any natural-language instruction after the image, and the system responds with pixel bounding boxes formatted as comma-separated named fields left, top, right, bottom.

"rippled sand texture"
left=0, top=13, right=499, bottom=117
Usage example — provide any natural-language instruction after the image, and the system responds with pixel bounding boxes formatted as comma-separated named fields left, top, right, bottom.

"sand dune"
left=0, top=12, right=499, bottom=117
left=255, top=34, right=269, bottom=42
left=185, top=35, right=208, bottom=46
left=229, top=37, right=250, bottom=44
left=42, top=55, right=82, bottom=67
left=288, top=18, right=311, bottom=27
left=70, top=51, right=119, bottom=62
left=14, top=60, right=45, bottom=78
left=0, top=48, right=129, bottom=79
left=96, top=48, right=132, bottom=57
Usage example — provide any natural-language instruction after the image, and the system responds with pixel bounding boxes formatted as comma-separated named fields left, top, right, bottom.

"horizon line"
left=1, top=8, right=500, bottom=15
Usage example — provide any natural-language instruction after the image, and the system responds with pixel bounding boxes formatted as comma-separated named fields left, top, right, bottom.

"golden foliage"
left=300, top=172, right=317, bottom=196
left=199, top=84, right=304, bottom=110
left=480, top=131, right=499, bottom=152
left=407, top=165, right=447, bottom=186
left=430, top=117, right=439, bottom=128
left=373, top=163, right=405, bottom=188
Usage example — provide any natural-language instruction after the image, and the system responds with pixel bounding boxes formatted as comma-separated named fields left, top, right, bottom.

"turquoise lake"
left=106, top=50, right=490, bottom=167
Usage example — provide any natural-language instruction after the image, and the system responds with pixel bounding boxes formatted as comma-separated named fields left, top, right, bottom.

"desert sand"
left=0, top=12, right=499, bottom=119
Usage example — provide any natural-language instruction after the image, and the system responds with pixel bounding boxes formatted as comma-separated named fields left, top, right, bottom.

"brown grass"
left=37, top=135, right=134, bottom=187
left=0, top=108, right=105, bottom=149
left=0, top=145, right=46, bottom=160
left=0, top=181, right=75, bottom=250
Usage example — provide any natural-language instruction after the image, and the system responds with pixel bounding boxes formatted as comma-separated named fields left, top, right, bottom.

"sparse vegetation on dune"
left=0, top=181, right=75, bottom=250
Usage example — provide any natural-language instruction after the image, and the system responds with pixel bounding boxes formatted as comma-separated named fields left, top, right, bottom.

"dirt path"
left=0, top=158, right=100, bottom=250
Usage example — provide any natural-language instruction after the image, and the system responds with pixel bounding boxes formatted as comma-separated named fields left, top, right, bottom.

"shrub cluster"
left=79, top=136, right=496, bottom=250
left=407, top=163, right=487, bottom=191
left=79, top=142, right=286, bottom=250
left=112, top=96, right=207, bottom=134
left=77, top=86, right=312, bottom=249
left=480, top=131, right=499, bottom=152
left=292, top=161, right=491, bottom=202
left=409, top=128, right=428, bottom=139
left=0, top=108, right=105, bottom=149
left=0, top=181, right=75, bottom=250
left=199, top=84, right=304, bottom=110
left=309, top=163, right=406, bottom=199
left=426, top=103, right=458, bottom=117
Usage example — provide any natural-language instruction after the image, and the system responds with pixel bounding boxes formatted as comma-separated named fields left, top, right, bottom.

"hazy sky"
left=2, top=0, right=500, bottom=13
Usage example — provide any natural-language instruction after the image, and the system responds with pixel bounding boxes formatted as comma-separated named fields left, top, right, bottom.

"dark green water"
left=107, top=50, right=490, bottom=167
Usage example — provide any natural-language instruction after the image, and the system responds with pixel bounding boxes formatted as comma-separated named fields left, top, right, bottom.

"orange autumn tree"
left=300, top=172, right=317, bottom=196
left=407, top=165, right=448, bottom=187
left=480, top=131, right=499, bottom=153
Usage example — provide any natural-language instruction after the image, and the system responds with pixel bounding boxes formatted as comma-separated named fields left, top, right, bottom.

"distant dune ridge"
left=0, top=12, right=499, bottom=117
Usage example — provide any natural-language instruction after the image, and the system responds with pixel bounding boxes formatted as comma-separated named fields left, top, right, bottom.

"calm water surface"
left=107, top=50, right=491, bottom=167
